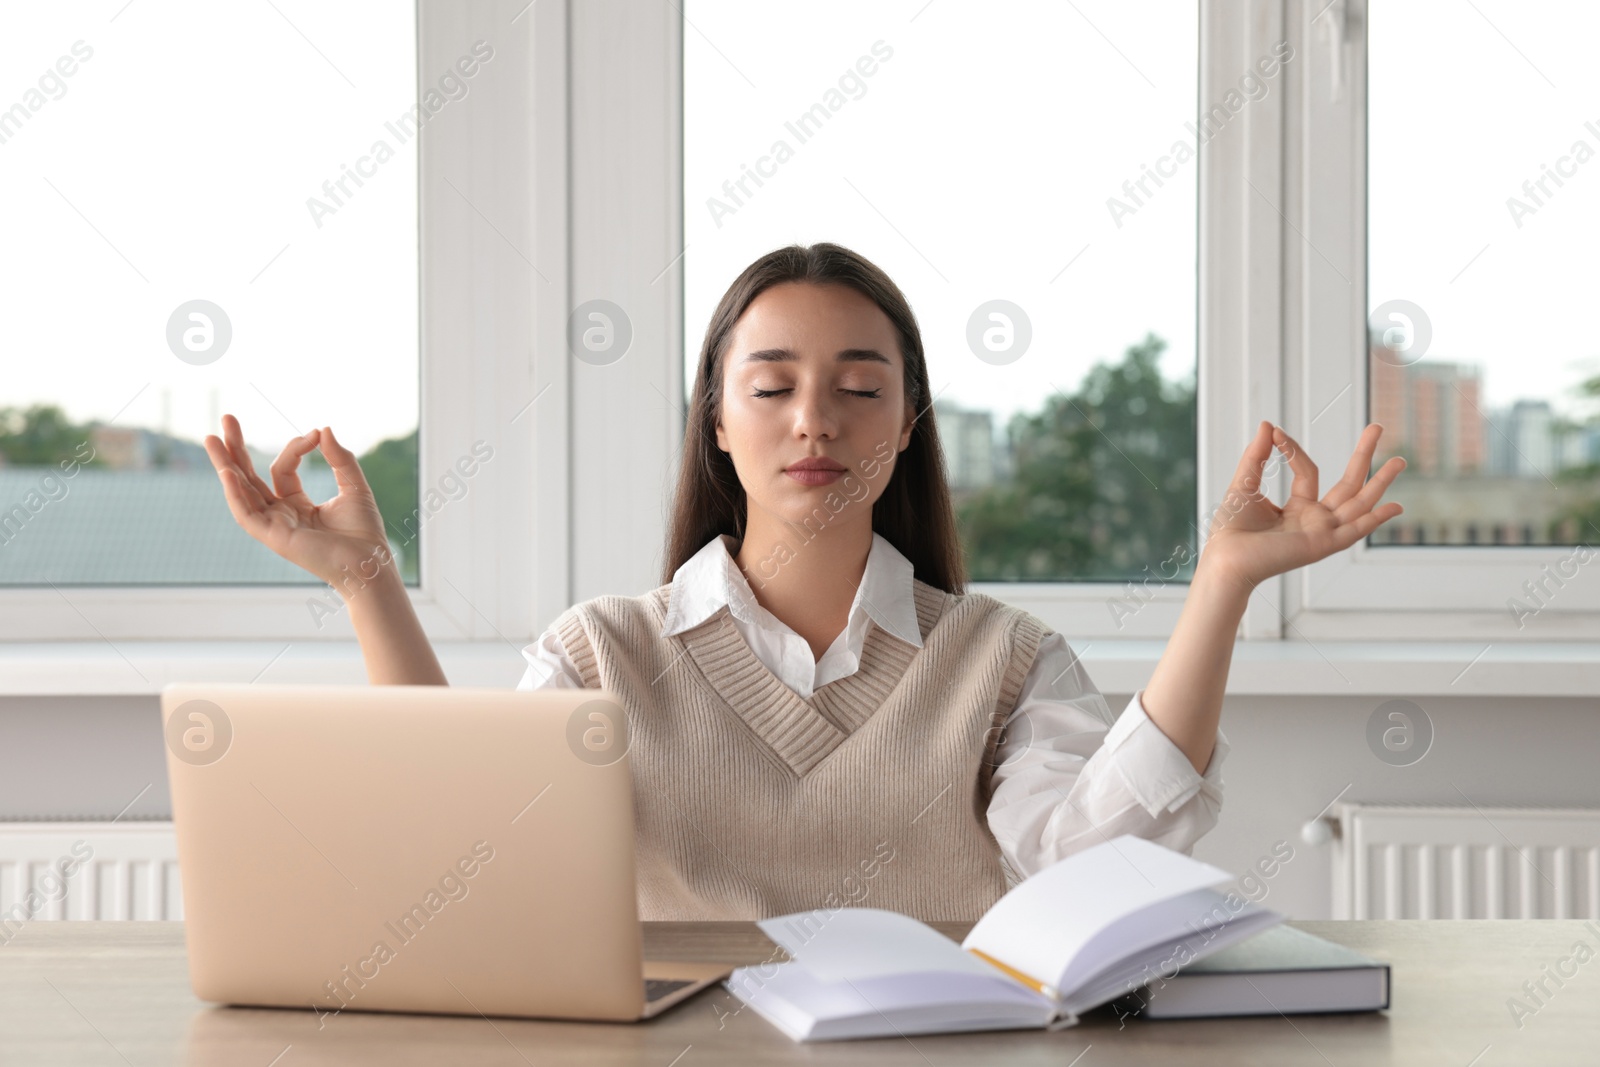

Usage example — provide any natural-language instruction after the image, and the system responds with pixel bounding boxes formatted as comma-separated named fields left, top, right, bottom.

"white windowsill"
left=0, top=640, right=1596, bottom=698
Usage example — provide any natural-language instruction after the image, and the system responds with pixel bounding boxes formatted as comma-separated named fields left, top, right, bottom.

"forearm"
left=1139, top=559, right=1252, bottom=774
left=341, top=562, right=449, bottom=686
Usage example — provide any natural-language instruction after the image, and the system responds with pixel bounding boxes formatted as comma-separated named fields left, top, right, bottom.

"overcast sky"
left=1, top=1, right=418, bottom=457
left=3, top=0, right=1595, bottom=460
left=1368, top=0, right=1600, bottom=423
left=684, top=0, right=1198, bottom=435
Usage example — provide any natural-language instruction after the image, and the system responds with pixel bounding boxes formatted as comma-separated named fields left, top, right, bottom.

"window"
left=0, top=3, right=420, bottom=587
left=1291, top=0, right=1600, bottom=636
left=10, top=0, right=1590, bottom=654
left=1, top=1, right=539, bottom=644
left=684, top=1, right=1201, bottom=604
left=1367, top=0, right=1600, bottom=550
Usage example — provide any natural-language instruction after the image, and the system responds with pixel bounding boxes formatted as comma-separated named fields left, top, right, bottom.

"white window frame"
left=2, top=0, right=551, bottom=647
left=651, top=0, right=1267, bottom=643
left=0, top=0, right=1309, bottom=649
left=1285, top=0, right=1600, bottom=639
left=929, top=0, right=1292, bottom=642
left=7, top=0, right=1594, bottom=680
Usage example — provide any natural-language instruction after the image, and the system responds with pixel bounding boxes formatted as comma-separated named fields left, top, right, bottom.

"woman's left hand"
left=1201, top=421, right=1407, bottom=592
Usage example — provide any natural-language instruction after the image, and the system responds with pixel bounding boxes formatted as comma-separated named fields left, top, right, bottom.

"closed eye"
left=751, top=388, right=882, bottom=399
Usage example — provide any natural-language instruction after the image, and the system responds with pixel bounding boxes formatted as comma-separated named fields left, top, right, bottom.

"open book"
left=725, top=835, right=1283, bottom=1041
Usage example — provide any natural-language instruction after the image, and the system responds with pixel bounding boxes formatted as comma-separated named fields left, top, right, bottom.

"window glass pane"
left=0, top=2, right=420, bottom=585
left=1368, top=0, right=1600, bottom=547
left=684, top=1, right=1199, bottom=582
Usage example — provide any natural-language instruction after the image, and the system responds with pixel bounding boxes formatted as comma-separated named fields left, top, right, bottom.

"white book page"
left=758, top=908, right=1006, bottom=984
left=1058, top=888, right=1278, bottom=990
left=961, top=834, right=1233, bottom=992
left=729, top=963, right=1056, bottom=1040
left=1057, top=907, right=1286, bottom=1015
left=816, top=972, right=1057, bottom=1037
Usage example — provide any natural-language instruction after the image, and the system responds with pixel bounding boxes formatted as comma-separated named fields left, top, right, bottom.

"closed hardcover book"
left=1106, top=924, right=1391, bottom=1021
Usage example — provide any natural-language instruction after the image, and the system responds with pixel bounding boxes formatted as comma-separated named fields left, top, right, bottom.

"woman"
left=205, top=242, right=1405, bottom=922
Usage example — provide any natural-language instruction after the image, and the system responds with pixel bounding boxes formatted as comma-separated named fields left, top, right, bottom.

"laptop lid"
left=161, top=683, right=647, bottom=1021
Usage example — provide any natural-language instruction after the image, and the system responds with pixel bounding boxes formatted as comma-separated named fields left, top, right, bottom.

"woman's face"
left=715, top=281, right=916, bottom=531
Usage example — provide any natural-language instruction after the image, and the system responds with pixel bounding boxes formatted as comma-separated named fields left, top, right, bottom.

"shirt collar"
left=660, top=531, right=924, bottom=650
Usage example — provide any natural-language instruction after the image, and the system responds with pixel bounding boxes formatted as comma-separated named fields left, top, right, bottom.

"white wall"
left=3, top=692, right=1596, bottom=919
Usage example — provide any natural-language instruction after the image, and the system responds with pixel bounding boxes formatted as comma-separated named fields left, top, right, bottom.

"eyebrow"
left=740, top=348, right=892, bottom=365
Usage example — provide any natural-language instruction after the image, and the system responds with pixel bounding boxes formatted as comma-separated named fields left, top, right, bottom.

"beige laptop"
left=160, top=682, right=732, bottom=1023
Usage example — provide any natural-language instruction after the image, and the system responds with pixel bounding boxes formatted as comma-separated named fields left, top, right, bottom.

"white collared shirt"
left=518, top=532, right=1229, bottom=879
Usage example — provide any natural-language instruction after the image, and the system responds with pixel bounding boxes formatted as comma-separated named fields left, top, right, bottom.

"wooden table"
left=1, top=919, right=1594, bottom=1064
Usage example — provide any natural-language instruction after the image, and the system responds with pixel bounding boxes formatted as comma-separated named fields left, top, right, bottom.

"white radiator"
left=0, top=822, right=181, bottom=927
left=1322, top=804, right=1600, bottom=920
left=12, top=809, right=1600, bottom=924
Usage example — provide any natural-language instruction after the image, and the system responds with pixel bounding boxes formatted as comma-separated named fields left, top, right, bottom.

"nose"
left=791, top=383, right=840, bottom=441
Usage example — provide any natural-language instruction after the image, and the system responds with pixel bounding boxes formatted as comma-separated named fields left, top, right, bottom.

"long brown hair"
left=664, top=242, right=967, bottom=594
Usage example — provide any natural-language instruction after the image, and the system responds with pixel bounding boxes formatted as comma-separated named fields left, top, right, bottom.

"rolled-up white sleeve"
left=985, top=631, right=1229, bottom=880
left=516, top=626, right=589, bottom=691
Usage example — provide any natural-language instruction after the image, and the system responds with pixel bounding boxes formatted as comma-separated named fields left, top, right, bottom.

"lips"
left=786, top=458, right=846, bottom=472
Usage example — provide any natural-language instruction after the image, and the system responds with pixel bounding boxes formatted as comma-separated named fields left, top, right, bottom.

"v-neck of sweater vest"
left=645, top=580, right=951, bottom=776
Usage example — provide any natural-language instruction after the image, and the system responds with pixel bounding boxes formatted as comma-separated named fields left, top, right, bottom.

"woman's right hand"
left=204, top=413, right=393, bottom=589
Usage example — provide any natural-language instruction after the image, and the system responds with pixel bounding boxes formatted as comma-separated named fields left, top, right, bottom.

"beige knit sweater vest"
left=552, top=577, right=1050, bottom=921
